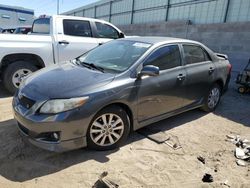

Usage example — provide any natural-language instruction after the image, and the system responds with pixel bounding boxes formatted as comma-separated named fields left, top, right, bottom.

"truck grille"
left=18, top=95, right=35, bottom=109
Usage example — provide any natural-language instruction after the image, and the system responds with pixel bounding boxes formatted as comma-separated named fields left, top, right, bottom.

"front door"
left=137, top=44, right=187, bottom=122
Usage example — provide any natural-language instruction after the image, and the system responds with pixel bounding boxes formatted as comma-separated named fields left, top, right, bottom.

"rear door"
left=137, top=44, right=187, bottom=122
left=56, top=19, right=98, bottom=62
left=181, top=44, right=216, bottom=105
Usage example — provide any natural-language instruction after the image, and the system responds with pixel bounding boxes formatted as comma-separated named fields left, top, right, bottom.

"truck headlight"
left=40, top=96, right=89, bottom=114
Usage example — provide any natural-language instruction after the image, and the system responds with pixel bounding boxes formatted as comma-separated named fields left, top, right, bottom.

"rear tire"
left=87, top=106, right=130, bottom=151
left=201, top=84, right=221, bottom=112
left=3, top=61, right=38, bottom=94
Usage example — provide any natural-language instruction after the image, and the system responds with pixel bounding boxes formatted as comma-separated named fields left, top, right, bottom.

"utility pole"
left=57, top=0, right=59, bottom=15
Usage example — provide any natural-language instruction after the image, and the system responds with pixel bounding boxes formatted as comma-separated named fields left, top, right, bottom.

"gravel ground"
left=0, top=75, right=249, bottom=188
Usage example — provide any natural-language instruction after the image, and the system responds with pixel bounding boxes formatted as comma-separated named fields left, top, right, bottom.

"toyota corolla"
left=12, top=37, right=231, bottom=152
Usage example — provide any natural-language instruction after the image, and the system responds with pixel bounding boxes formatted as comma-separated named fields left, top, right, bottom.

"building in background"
left=63, top=0, right=250, bottom=71
left=63, top=0, right=250, bottom=25
left=0, top=4, right=34, bottom=29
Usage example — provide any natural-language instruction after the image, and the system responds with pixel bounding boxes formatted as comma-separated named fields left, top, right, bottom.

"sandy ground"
left=0, top=75, right=249, bottom=188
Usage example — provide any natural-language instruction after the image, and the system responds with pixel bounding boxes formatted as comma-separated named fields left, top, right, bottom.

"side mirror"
left=118, top=32, right=125, bottom=38
left=139, top=65, right=160, bottom=77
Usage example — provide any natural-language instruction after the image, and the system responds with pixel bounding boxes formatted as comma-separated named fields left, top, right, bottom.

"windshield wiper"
left=81, top=62, right=104, bottom=73
left=74, top=59, right=104, bottom=73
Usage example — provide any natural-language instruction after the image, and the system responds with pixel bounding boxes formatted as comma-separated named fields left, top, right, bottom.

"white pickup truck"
left=0, top=15, right=125, bottom=93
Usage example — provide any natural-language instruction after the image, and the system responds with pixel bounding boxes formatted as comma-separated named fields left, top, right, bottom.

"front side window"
left=63, top=19, right=92, bottom=37
left=144, top=45, right=181, bottom=70
left=183, top=45, right=210, bottom=65
left=77, top=40, right=151, bottom=73
left=95, top=22, right=119, bottom=39
left=32, top=18, right=50, bottom=34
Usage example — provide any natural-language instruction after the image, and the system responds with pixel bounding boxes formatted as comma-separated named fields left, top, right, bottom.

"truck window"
left=63, top=19, right=92, bottom=37
left=95, top=22, right=119, bottom=39
left=32, top=18, right=50, bottom=34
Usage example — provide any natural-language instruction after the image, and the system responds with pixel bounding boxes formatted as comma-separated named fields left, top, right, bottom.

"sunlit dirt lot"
left=0, top=74, right=249, bottom=188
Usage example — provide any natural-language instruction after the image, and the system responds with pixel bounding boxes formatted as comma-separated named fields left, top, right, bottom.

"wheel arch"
left=1, top=53, right=45, bottom=70
left=95, top=102, right=134, bottom=132
left=214, top=79, right=224, bottom=91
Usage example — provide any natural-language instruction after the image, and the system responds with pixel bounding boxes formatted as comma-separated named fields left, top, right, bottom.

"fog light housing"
left=53, top=132, right=59, bottom=140
left=36, top=132, right=60, bottom=142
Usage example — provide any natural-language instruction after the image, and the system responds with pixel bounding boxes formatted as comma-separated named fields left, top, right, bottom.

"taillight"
left=227, top=63, right=232, bottom=74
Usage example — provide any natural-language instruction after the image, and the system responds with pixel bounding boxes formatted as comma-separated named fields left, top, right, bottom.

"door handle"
left=59, top=40, right=69, bottom=45
left=209, top=67, right=215, bottom=74
left=177, top=74, right=186, bottom=81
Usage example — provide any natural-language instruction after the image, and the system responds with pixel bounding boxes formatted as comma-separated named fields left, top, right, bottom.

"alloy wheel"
left=207, top=87, right=220, bottom=109
left=90, top=113, right=125, bottom=146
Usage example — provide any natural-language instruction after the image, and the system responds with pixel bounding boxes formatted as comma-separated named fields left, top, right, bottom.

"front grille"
left=19, top=95, right=35, bottom=109
left=18, top=123, right=29, bottom=135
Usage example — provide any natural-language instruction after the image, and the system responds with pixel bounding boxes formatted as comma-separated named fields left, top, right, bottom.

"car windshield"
left=77, top=40, right=151, bottom=73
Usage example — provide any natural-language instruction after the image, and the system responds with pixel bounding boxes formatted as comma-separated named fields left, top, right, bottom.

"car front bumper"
left=18, top=125, right=86, bottom=152
left=12, top=95, right=91, bottom=152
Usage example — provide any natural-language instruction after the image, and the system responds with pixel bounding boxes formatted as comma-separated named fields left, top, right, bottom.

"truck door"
left=56, top=18, right=99, bottom=63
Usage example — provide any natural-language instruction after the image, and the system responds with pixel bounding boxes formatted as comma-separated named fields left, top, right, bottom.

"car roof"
left=121, top=36, right=200, bottom=45
left=50, top=15, right=122, bottom=33
left=120, top=36, right=218, bottom=61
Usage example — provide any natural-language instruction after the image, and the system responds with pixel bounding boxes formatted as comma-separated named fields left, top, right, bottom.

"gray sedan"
left=12, top=37, right=231, bottom=152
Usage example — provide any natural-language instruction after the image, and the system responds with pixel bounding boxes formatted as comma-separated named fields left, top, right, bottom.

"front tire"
left=3, top=61, right=38, bottom=94
left=201, top=84, right=221, bottom=112
left=87, top=106, right=130, bottom=151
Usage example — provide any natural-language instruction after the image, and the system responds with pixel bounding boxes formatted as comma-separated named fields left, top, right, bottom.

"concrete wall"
left=119, top=21, right=250, bottom=72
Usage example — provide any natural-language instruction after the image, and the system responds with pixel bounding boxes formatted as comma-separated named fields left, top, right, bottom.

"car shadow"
left=213, top=72, right=250, bottom=127
left=0, top=109, right=206, bottom=182
left=0, top=119, right=118, bottom=182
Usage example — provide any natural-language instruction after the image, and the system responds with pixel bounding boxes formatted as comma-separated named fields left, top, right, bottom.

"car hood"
left=21, top=62, right=115, bottom=99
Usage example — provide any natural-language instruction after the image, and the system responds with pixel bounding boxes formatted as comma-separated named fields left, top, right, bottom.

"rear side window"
left=95, top=22, right=119, bottom=39
left=63, top=19, right=92, bottom=37
left=32, top=18, right=50, bottom=34
left=183, top=45, right=211, bottom=65
left=144, top=45, right=181, bottom=70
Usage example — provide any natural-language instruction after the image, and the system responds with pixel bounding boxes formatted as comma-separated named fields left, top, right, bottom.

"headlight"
left=40, top=96, right=89, bottom=114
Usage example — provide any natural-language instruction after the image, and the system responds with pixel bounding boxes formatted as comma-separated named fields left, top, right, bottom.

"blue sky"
left=0, top=0, right=99, bottom=16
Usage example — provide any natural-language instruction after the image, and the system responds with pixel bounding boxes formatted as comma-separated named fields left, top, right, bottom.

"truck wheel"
left=3, top=61, right=38, bottom=94
left=87, top=106, right=130, bottom=151
left=201, top=84, right=221, bottom=112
